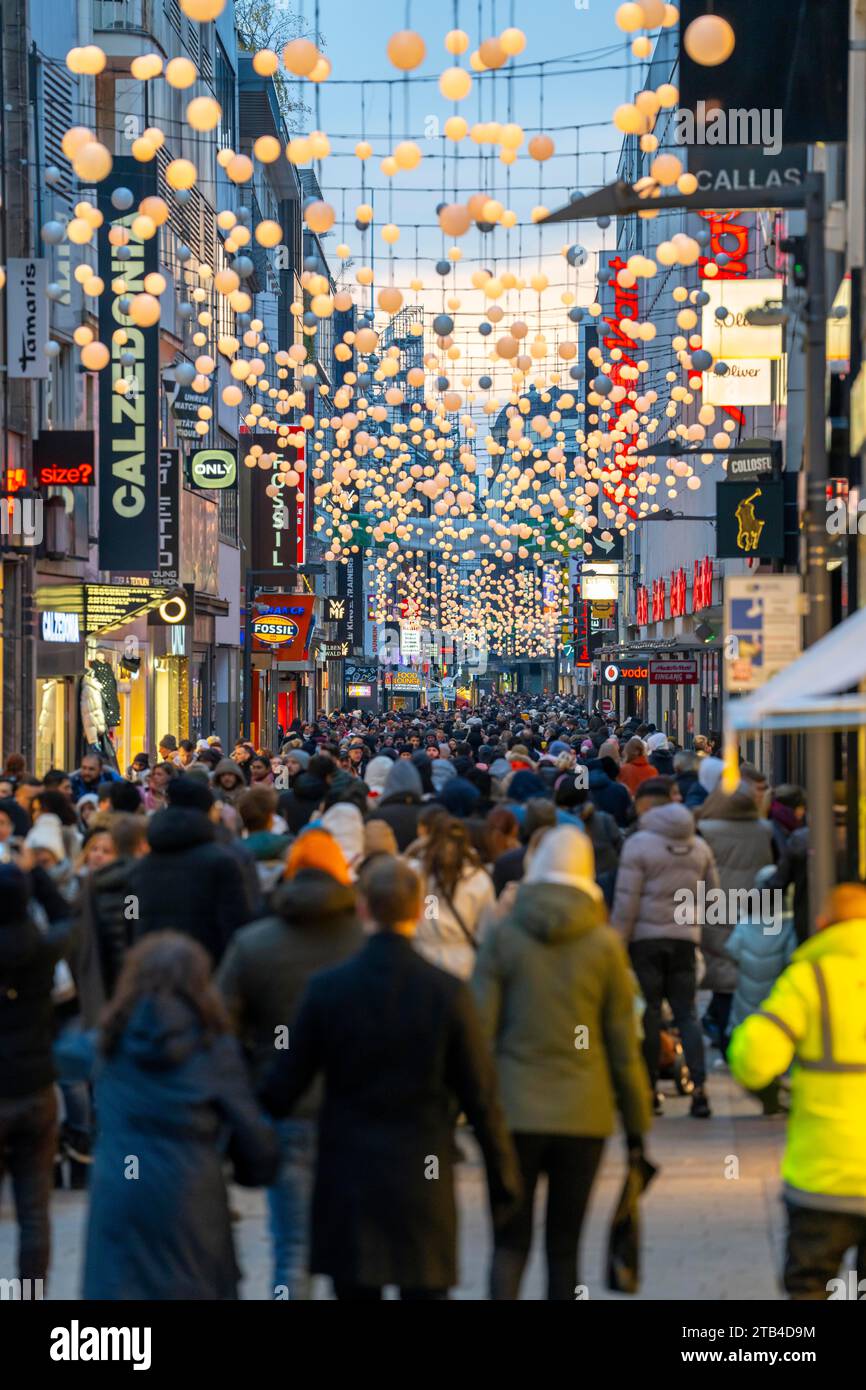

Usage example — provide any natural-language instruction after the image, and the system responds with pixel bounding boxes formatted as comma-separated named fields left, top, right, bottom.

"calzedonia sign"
left=188, top=449, right=237, bottom=490
left=97, top=159, right=160, bottom=573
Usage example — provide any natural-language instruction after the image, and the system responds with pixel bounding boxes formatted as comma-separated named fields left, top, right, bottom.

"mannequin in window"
left=81, top=652, right=119, bottom=768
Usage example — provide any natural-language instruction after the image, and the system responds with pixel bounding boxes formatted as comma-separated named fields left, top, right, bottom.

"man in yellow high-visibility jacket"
left=728, top=885, right=866, bottom=1299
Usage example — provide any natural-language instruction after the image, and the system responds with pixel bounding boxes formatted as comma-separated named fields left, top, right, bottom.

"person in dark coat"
left=128, top=779, right=250, bottom=964
left=586, top=758, right=631, bottom=828
left=218, top=830, right=363, bottom=1298
left=277, top=768, right=329, bottom=835
left=367, top=759, right=424, bottom=851
left=770, top=825, right=810, bottom=944
left=57, top=932, right=278, bottom=1300
left=261, top=855, right=521, bottom=1299
left=71, top=813, right=150, bottom=1027
left=0, top=863, right=76, bottom=1281
left=674, top=750, right=707, bottom=809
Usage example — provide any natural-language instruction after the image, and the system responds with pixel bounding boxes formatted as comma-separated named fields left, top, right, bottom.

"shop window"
left=36, top=678, right=68, bottom=777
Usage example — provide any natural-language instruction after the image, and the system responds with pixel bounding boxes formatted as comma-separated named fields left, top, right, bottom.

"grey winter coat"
left=697, top=792, right=775, bottom=992
left=611, top=803, right=719, bottom=947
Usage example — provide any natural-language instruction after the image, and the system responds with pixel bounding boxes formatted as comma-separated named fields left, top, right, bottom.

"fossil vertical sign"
left=97, top=159, right=160, bottom=573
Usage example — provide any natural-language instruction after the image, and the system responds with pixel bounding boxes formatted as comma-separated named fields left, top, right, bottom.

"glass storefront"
left=35, top=676, right=71, bottom=776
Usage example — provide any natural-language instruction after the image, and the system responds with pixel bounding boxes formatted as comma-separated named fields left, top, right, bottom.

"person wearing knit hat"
left=25, top=813, right=67, bottom=868
left=472, top=824, right=651, bottom=1301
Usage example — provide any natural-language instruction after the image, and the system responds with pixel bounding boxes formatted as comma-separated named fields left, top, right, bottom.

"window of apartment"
left=215, top=38, right=236, bottom=151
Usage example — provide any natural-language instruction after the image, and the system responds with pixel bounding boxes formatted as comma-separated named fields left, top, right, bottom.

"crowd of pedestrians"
left=1, top=694, right=862, bottom=1303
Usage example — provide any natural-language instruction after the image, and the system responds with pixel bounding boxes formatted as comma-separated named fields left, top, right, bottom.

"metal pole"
left=803, top=176, right=835, bottom=927
left=242, top=572, right=253, bottom=740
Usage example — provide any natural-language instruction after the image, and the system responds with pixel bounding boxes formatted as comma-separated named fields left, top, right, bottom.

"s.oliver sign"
left=649, top=660, right=699, bottom=685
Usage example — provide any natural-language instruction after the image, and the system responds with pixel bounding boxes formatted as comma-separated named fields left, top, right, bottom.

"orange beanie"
left=285, top=828, right=352, bottom=885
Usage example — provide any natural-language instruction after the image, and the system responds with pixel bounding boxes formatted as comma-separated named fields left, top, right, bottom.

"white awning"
left=728, top=606, right=866, bottom=731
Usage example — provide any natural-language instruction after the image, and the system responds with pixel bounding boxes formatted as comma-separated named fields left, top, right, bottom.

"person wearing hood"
left=612, top=798, right=719, bottom=1118
left=437, top=775, right=482, bottom=821
left=473, top=827, right=651, bottom=1300
left=409, top=748, right=437, bottom=798
left=218, top=830, right=362, bottom=1298
left=618, top=738, right=658, bottom=797
left=56, top=931, right=278, bottom=1299
left=728, top=884, right=866, bottom=1299
left=316, top=803, right=365, bottom=879
left=585, top=757, right=632, bottom=828
left=0, top=863, right=77, bottom=1283
left=368, top=760, right=425, bottom=852
left=696, top=787, right=775, bottom=1051
left=212, top=758, right=247, bottom=808
left=128, top=778, right=251, bottom=965
left=363, top=755, right=394, bottom=803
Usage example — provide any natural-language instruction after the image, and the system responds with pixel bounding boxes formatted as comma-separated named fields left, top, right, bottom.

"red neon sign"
left=670, top=568, right=687, bottom=619
left=636, top=586, right=649, bottom=626
left=651, top=578, right=667, bottom=624
left=693, top=556, right=714, bottom=612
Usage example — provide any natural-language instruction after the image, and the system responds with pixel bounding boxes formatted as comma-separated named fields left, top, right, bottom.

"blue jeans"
left=267, top=1117, right=316, bottom=1299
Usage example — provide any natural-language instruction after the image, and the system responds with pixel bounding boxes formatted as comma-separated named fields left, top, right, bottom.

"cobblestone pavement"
left=0, top=1067, right=792, bottom=1301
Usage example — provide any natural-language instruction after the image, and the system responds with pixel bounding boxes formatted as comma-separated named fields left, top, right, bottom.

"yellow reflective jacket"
left=728, top=919, right=866, bottom=1211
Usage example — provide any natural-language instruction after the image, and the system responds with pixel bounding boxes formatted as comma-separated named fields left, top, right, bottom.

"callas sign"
left=250, top=593, right=316, bottom=660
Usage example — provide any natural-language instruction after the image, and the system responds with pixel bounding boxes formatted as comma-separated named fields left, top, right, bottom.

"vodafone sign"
left=601, top=662, right=649, bottom=685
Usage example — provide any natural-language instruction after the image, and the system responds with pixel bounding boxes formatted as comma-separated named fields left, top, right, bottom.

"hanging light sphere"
left=130, top=53, right=163, bottom=80
left=478, top=37, right=507, bottom=69
left=283, top=38, right=320, bottom=76
left=252, top=48, right=279, bottom=76
left=592, top=374, right=613, bottom=396
left=381, top=223, right=400, bottom=244
left=479, top=322, right=492, bottom=336
left=616, top=3, right=646, bottom=32
left=439, top=202, right=471, bottom=237
left=440, top=66, right=472, bottom=100
left=80, top=341, right=110, bottom=371
left=67, top=45, right=107, bottom=75
left=445, top=28, right=470, bottom=55
left=305, top=200, right=335, bottom=233
left=40, top=220, right=65, bottom=245
left=255, top=219, right=283, bottom=247
left=691, top=349, right=713, bottom=371
left=528, top=134, right=555, bottom=161
left=226, top=153, right=253, bottom=183
left=394, top=140, right=422, bottom=170
left=129, top=293, right=161, bottom=327
left=165, top=56, right=197, bottom=88
left=175, top=362, right=197, bottom=386
left=166, top=158, right=197, bottom=189
left=713, top=361, right=730, bottom=376
left=378, top=286, right=403, bottom=314
left=433, top=314, right=455, bottom=336
left=185, top=96, right=221, bottom=132
left=683, top=14, right=736, bottom=66
left=500, top=27, right=527, bottom=56
left=180, top=0, right=226, bottom=18
left=386, top=29, right=426, bottom=71
left=73, top=141, right=113, bottom=182
left=434, top=259, right=451, bottom=277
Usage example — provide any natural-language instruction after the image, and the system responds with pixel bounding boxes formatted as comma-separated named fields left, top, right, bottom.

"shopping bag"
left=606, top=1154, right=658, bottom=1294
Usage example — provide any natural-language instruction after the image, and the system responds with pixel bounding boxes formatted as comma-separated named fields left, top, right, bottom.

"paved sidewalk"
left=0, top=1069, right=790, bottom=1301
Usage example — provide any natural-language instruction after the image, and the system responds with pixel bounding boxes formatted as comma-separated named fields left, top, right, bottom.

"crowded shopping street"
left=0, top=0, right=864, bottom=1368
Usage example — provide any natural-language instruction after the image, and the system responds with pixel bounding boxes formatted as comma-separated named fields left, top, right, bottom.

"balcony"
left=94, top=0, right=151, bottom=33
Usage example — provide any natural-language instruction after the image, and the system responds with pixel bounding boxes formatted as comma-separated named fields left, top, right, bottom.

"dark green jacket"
left=472, top=882, right=651, bottom=1138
